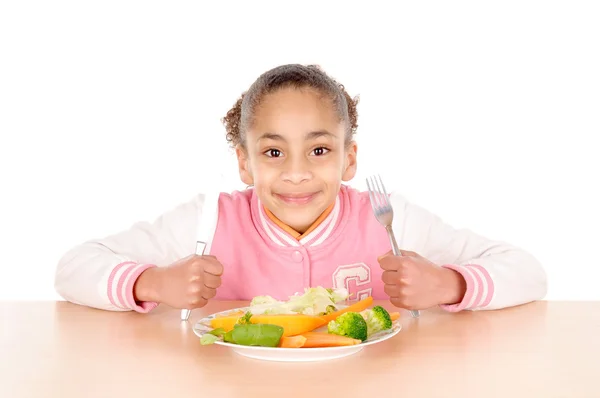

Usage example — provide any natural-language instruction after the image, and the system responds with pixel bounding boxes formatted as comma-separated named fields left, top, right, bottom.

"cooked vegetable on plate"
left=199, top=286, right=400, bottom=348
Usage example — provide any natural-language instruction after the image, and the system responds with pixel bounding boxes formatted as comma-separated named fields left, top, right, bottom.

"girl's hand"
left=378, top=250, right=466, bottom=310
left=134, top=254, right=224, bottom=309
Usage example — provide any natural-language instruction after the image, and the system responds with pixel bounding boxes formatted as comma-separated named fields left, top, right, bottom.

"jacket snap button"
left=292, top=251, right=303, bottom=262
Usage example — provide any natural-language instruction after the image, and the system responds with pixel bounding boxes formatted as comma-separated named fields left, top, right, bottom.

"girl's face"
left=236, top=87, right=357, bottom=233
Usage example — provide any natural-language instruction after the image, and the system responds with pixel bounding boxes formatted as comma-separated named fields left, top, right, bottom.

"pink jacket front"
left=211, top=185, right=390, bottom=302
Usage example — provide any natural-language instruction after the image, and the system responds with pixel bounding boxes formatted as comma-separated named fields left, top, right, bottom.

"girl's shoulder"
left=215, top=188, right=254, bottom=212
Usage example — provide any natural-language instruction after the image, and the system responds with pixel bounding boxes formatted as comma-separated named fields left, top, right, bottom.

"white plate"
left=193, top=306, right=402, bottom=362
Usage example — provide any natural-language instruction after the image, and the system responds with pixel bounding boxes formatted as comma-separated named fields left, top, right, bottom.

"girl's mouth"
left=274, top=192, right=319, bottom=205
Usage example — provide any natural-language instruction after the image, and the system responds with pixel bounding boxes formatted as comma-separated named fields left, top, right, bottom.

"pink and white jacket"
left=54, top=185, right=547, bottom=313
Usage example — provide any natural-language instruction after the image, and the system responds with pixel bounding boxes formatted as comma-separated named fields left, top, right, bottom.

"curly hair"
left=222, top=64, right=359, bottom=148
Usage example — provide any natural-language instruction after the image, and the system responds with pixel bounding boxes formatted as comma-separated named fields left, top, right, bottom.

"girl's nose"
left=281, top=157, right=313, bottom=184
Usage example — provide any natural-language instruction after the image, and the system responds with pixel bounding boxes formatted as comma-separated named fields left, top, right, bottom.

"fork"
left=366, top=174, right=420, bottom=318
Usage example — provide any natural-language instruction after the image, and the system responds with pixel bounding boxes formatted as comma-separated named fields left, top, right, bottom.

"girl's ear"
left=342, top=141, right=358, bottom=181
left=235, top=145, right=254, bottom=186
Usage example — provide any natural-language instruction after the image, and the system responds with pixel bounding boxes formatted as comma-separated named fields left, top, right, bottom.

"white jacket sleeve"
left=390, top=193, right=547, bottom=311
left=54, top=194, right=205, bottom=313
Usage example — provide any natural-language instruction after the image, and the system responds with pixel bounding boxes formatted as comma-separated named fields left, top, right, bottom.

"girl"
left=54, top=64, right=547, bottom=315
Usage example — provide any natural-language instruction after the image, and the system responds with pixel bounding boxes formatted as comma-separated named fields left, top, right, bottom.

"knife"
left=180, top=191, right=219, bottom=322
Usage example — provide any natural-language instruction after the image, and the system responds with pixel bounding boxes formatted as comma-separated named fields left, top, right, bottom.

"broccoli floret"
left=360, top=306, right=393, bottom=336
left=327, top=312, right=368, bottom=341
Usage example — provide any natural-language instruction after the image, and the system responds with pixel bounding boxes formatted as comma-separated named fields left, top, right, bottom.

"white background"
left=1, top=1, right=598, bottom=301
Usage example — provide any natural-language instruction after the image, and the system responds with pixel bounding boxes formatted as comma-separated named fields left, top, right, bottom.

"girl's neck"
left=264, top=202, right=335, bottom=239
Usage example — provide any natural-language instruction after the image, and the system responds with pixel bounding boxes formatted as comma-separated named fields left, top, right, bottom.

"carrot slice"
left=319, top=296, right=374, bottom=323
left=390, top=312, right=400, bottom=321
left=278, top=335, right=307, bottom=348
left=251, top=314, right=327, bottom=337
left=209, top=314, right=326, bottom=336
left=300, top=332, right=361, bottom=347
left=209, top=315, right=242, bottom=331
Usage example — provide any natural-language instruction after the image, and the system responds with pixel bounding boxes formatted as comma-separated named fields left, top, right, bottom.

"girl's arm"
left=390, top=194, right=547, bottom=311
left=54, top=194, right=205, bottom=312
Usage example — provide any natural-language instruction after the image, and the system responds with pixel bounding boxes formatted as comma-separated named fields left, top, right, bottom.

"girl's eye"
left=265, top=149, right=282, bottom=158
left=312, top=147, right=329, bottom=156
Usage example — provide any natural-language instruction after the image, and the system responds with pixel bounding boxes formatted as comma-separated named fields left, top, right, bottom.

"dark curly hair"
left=222, top=64, right=359, bottom=149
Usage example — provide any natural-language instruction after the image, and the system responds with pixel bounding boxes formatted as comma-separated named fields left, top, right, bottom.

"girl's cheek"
left=254, top=163, right=280, bottom=182
left=318, top=160, right=344, bottom=175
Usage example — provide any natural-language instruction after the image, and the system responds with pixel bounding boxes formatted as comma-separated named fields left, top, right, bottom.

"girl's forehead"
left=250, top=88, right=343, bottom=137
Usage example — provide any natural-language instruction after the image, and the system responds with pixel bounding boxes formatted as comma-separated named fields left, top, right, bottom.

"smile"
left=274, top=192, right=320, bottom=205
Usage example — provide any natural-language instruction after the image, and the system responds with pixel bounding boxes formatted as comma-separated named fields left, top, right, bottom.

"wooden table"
left=1, top=300, right=598, bottom=398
